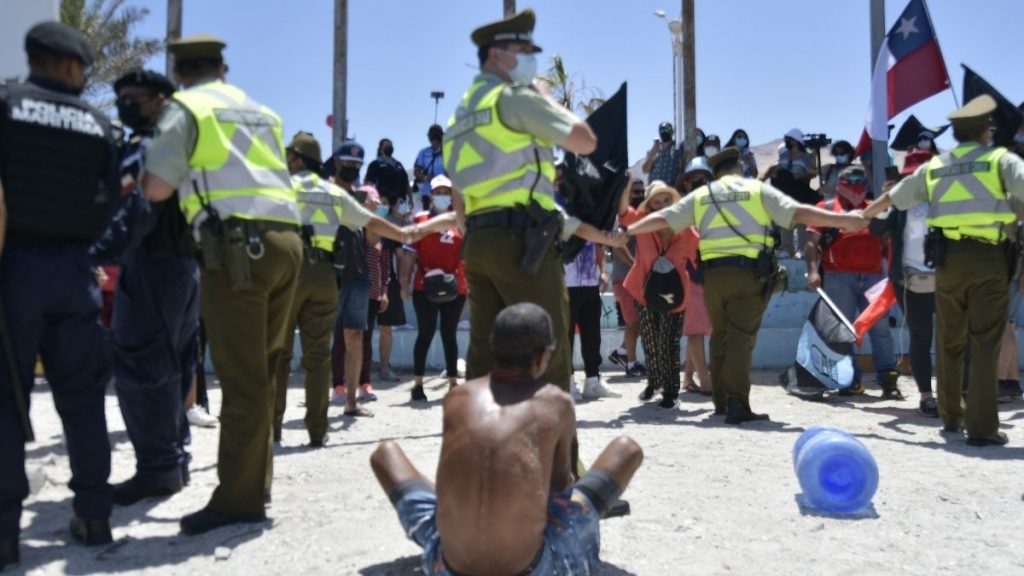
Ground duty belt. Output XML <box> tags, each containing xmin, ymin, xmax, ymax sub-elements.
<box><xmin>465</xmin><ymin>208</ymin><xmax>530</xmax><ymax>231</ymax></box>
<box><xmin>224</xmin><ymin>218</ymin><xmax>300</xmax><ymax>235</ymax></box>
<box><xmin>946</xmin><ymin>237</ymin><xmax>1006</xmax><ymax>249</ymax></box>
<box><xmin>702</xmin><ymin>255</ymin><xmax>757</xmax><ymax>270</ymax></box>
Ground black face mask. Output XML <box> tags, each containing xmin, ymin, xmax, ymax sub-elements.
<box><xmin>660</xmin><ymin>133</ymin><xmax>673</xmax><ymax>143</ymax></box>
<box><xmin>337</xmin><ymin>166</ymin><xmax>360</xmax><ymax>183</ymax></box>
<box><xmin>629</xmin><ymin>194</ymin><xmax>645</xmax><ymax>208</ymax></box>
<box><xmin>381</xmin><ymin>145</ymin><xmax>394</xmax><ymax>156</ymax></box>
<box><xmin>116</xmin><ymin>99</ymin><xmax>148</xmax><ymax>130</ymax></box>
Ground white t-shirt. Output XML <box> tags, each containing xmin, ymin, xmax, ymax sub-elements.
<box><xmin>902</xmin><ymin>203</ymin><xmax>932</xmax><ymax>273</ymax></box>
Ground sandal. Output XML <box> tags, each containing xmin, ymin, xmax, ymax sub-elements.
<box><xmin>344</xmin><ymin>407</ymin><xmax>375</xmax><ymax>418</ymax></box>
<box><xmin>684</xmin><ymin>382</ymin><xmax>701</xmax><ymax>394</ymax></box>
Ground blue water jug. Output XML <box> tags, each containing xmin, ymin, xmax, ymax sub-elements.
<box><xmin>793</xmin><ymin>426</ymin><xmax>878</xmax><ymax>514</ymax></box>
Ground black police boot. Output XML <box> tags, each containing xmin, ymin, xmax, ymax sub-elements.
<box><xmin>69</xmin><ymin>517</ymin><xmax>113</xmax><ymax>546</ymax></box>
<box><xmin>0</xmin><ymin>540</ymin><xmax>19</xmax><ymax>571</ymax></box>
<box><xmin>724</xmin><ymin>398</ymin><xmax>769</xmax><ymax>425</ymax></box>
<box><xmin>180</xmin><ymin>506</ymin><xmax>266</xmax><ymax>536</ymax></box>
<box><xmin>878</xmin><ymin>370</ymin><xmax>905</xmax><ymax>400</ymax></box>
<box><xmin>112</xmin><ymin>475</ymin><xmax>182</xmax><ymax>506</ymax></box>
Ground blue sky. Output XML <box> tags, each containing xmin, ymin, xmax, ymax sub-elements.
<box><xmin>128</xmin><ymin>0</ymin><xmax>1022</xmax><ymax>167</ymax></box>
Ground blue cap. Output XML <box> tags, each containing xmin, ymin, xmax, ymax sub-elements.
<box><xmin>334</xmin><ymin>140</ymin><xmax>364</xmax><ymax>163</ymax></box>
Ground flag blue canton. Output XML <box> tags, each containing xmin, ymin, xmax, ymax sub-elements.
<box><xmin>887</xmin><ymin>0</ymin><xmax>935</xmax><ymax>60</ymax></box>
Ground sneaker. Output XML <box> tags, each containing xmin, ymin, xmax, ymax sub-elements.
<box><xmin>570</xmin><ymin>383</ymin><xmax>583</xmax><ymax>402</ymax></box>
<box><xmin>657</xmin><ymin>395</ymin><xmax>680</xmax><ymax>409</ymax></box>
<box><xmin>332</xmin><ymin>385</ymin><xmax>346</xmax><ymax>404</ymax></box>
<box><xmin>637</xmin><ymin>385</ymin><xmax>655</xmax><ymax>402</ymax></box>
<box><xmin>918</xmin><ymin>396</ymin><xmax>939</xmax><ymax>418</ymax></box>
<box><xmin>379</xmin><ymin>368</ymin><xmax>400</xmax><ymax>382</ymax></box>
<box><xmin>625</xmin><ymin>362</ymin><xmax>648</xmax><ymax>377</ymax></box>
<box><xmin>608</xmin><ymin>349</ymin><xmax>628</xmax><ymax>368</ymax></box>
<box><xmin>583</xmin><ymin>376</ymin><xmax>621</xmax><ymax>399</ymax></box>
<box><xmin>838</xmin><ymin>382</ymin><xmax>866</xmax><ymax>396</ymax></box>
<box><xmin>186</xmin><ymin>406</ymin><xmax>218</xmax><ymax>428</ymax></box>
<box><xmin>358</xmin><ymin>383</ymin><xmax>378</xmax><ymax>402</ymax></box>
<box><xmin>411</xmin><ymin>385</ymin><xmax>428</xmax><ymax>402</ymax></box>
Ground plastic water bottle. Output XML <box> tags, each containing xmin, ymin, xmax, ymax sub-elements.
<box><xmin>793</xmin><ymin>426</ymin><xmax>878</xmax><ymax>515</ymax></box>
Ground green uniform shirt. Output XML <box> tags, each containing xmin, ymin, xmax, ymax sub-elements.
<box><xmin>660</xmin><ymin>179</ymin><xmax>801</xmax><ymax>233</ymax></box>
<box><xmin>466</xmin><ymin>72</ymin><xmax>582</xmax><ymax>241</ymax></box>
<box><xmin>889</xmin><ymin>147</ymin><xmax>1024</xmax><ymax>211</ymax></box>
<box><xmin>145</xmin><ymin>100</ymin><xmax>196</xmax><ymax>188</ymax></box>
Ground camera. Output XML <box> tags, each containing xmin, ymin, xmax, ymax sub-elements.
<box><xmin>803</xmin><ymin>133</ymin><xmax>832</xmax><ymax>150</ymax></box>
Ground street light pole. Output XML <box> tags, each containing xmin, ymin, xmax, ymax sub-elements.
<box><xmin>333</xmin><ymin>0</ymin><xmax>348</xmax><ymax>148</ymax></box>
<box><xmin>166</xmin><ymin>0</ymin><xmax>182</xmax><ymax>76</ymax></box>
<box><xmin>869</xmin><ymin>0</ymin><xmax>887</xmax><ymax>193</ymax></box>
<box><xmin>504</xmin><ymin>0</ymin><xmax>515</xmax><ymax>17</ymax></box>
<box><xmin>681</xmin><ymin>0</ymin><xmax>696</xmax><ymax>163</ymax></box>
<box><xmin>430</xmin><ymin>91</ymin><xmax>445</xmax><ymax>125</ymax></box>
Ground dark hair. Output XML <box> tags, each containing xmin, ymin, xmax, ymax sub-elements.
<box><xmin>713</xmin><ymin>158</ymin><xmax>740</xmax><ymax>177</ymax></box>
<box><xmin>377</xmin><ymin>138</ymin><xmax>392</xmax><ymax>157</ymax></box>
<box><xmin>26</xmin><ymin>48</ymin><xmax>67</xmax><ymax>71</ymax></box>
<box><xmin>491</xmin><ymin>303</ymin><xmax>554</xmax><ymax>369</ymax></box>
<box><xmin>477</xmin><ymin>41</ymin><xmax>512</xmax><ymax>67</ymax></box>
<box><xmin>952</xmin><ymin>124</ymin><xmax>988</xmax><ymax>143</ymax></box>
<box><xmin>173</xmin><ymin>58</ymin><xmax>222</xmax><ymax>82</ymax></box>
<box><xmin>830</xmin><ymin>140</ymin><xmax>853</xmax><ymax>156</ymax></box>
<box><xmin>725</xmin><ymin>129</ymin><xmax>749</xmax><ymax>147</ymax></box>
<box><xmin>288</xmin><ymin>149</ymin><xmax>321</xmax><ymax>173</ymax></box>
<box><xmin>428</xmin><ymin>124</ymin><xmax>444</xmax><ymax>141</ymax></box>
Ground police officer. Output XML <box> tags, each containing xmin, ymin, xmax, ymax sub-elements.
<box><xmin>273</xmin><ymin>132</ymin><xmax>405</xmax><ymax>444</ymax></box>
<box><xmin>864</xmin><ymin>95</ymin><xmax>1024</xmax><ymax>446</ymax></box>
<box><xmin>0</xmin><ymin>21</ymin><xmax>119</xmax><ymax>565</ymax></box>
<box><xmin>141</xmin><ymin>34</ymin><xmax>304</xmax><ymax>535</ymax></box>
<box><xmin>94</xmin><ymin>68</ymin><xmax>202</xmax><ymax>507</ymax></box>
<box><xmin>618</xmin><ymin>148</ymin><xmax>867</xmax><ymax>424</ymax></box>
<box><xmin>445</xmin><ymin>9</ymin><xmax>613</xmax><ymax>403</ymax></box>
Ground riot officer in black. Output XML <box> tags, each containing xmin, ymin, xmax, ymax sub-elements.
<box><xmin>91</xmin><ymin>69</ymin><xmax>202</xmax><ymax>508</ymax></box>
<box><xmin>0</xmin><ymin>22</ymin><xmax>119</xmax><ymax>568</ymax></box>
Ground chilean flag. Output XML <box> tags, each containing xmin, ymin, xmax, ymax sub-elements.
<box><xmin>855</xmin><ymin>0</ymin><xmax>949</xmax><ymax>154</ymax></box>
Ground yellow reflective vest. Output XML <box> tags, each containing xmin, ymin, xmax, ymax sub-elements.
<box><xmin>925</xmin><ymin>143</ymin><xmax>1013</xmax><ymax>243</ymax></box>
<box><xmin>443</xmin><ymin>76</ymin><xmax>556</xmax><ymax>216</ymax></box>
<box><xmin>292</xmin><ymin>171</ymin><xmax>344</xmax><ymax>251</ymax></box>
<box><xmin>694</xmin><ymin>175</ymin><xmax>774</xmax><ymax>260</ymax></box>
<box><xmin>173</xmin><ymin>81</ymin><xmax>299</xmax><ymax>226</ymax></box>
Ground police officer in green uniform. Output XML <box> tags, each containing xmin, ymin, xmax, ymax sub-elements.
<box><xmin>864</xmin><ymin>95</ymin><xmax>1024</xmax><ymax>446</ymax></box>
<box><xmin>273</xmin><ymin>132</ymin><xmax>421</xmax><ymax>443</ymax></box>
<box><xmin>618</xmin><ymin>148</ymin><xmax>867</xmax><ymax>423</ymax></box>
<box><xmin>445</xmin><ymin>9</ymin><xmax>614</xmax><ymax>400</ymax></box>
<box><xmin>142</xmin><ymin>34</ymin><xmax>304</xmax><ymax>535</ymax></box>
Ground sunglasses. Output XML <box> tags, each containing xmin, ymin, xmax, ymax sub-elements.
<box><xmin>839</xmin><ymin>175</ymin><xmax>867</xmax><ymax>186</ymax></box>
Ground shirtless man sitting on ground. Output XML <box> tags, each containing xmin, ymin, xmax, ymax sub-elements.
<box><xmin>370</xmin><ymin>302</ymin><xmax>643</xmax><ymax>575</ymax></box>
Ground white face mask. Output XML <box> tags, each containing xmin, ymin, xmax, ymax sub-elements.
<box><xmin>704</xmin><ymin>146</ymin><xmax>719</xmax><ymax>157</ymax></box>
<box><xmin>735</xmin><ymin>137</ymin><xmax>748</xmax><ymax>149</ymax></box>
<box><xmin>917</xmin><ymin>139</ymin><xmax>932</xmax><ymax>150</ymax></box>
<box><xmin>508</xmin><ymin>53</ymin><xmax>537</xmax><ymax>85</ymax></box>
<box><xmin>432</xmin><ymin>195</ymin><xmax>452</xmax><ymax>211</ymax></box>
<box><xmin>835</xmin><ymin>154</ymin><xmax>850</xmax><ymax>165</ymax></box>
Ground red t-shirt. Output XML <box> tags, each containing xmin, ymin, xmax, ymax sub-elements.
<box><xmin>411</xmin><ymin>211</ymin><xmax>467</xmax><ymax>294</ymax></box>
<box><xmin>809</xmin><ymin>198</ymin><xmax>883</xmax><ymax>274</ymax></box>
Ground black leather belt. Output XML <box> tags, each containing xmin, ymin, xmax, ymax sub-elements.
<box><xmin>306</xmin><ymin>247</ymin><xmax>332</xmax><ymax>262</ymax></box>
<box><xmin>703</xmin><ymin>255</ymin><xmax>757</xmax><ymax>270</ymax></box>
<box><xmin>226</xmin><ymin>218</ymin><xmax>300</xmax><ymax>235</ymax></box>
<box><xmin>946</xmin><ymin>237</ymin><xmax>1005</xmax><ymax>249</ymax></box>
<box><xmin>466</xmin><ymin>208</ymin><xmax>530</xmax><ymax>232</ymax></box>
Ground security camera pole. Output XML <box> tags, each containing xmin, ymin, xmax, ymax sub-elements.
<box><xmin>431</xmin><ymin>91</ymin><xmax>445</xmax><ymax>125</ymax></box>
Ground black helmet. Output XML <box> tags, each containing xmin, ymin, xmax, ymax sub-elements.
<box><xmin>658</xmin><ymin>121</ymin><xmax>674</xmax><ymax>135</ymax></box>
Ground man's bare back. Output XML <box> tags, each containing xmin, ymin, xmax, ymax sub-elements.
<box><xmin>435</xmin><ymin>376</ymin><xmax>574</xmax><ymax>574</ymax></box>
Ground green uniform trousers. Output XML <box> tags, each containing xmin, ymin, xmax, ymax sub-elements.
<box><xmin>935</xmin><ymin>240</ymin><xmax>1008</xmax><ymax>439</ymax></box>
<box><xmin>703</xmin><ymin>266</ymin><xmax>769</xmax><ymax>411</ymax></box>
<box><xmin>462</xmin><ymin>226</ymin><xmax>571</xmax><ymax>391</ymax></box>
<box><xmin>201</xmin><ymin>229</ymin><xmax>302</xmax><ymax>516</ymax></box>
<box><xmin>273</xmin><ymin>258</ymin><xmax>338</xmax><ymax>443</ymax></box>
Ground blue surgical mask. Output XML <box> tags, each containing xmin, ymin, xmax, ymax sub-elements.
<box><xmin>508</xmin><ymin>53</ymin><xmax>537</xmax><ymax>85</ymax></box>
<box><xmin>376</xmin><ymin>206</ymin><xmax>390</xmax><ymax>217</ymax></box>
<box><xmin>704</xmin><ymin>146</ymin><xmax>719</xmax><ymax>157</ymax></box>
<box><xmin>735</xmin><ymin>137</ymin><xmax>748</xmax><ymax>149</ymax></box>
<box><xmin>917</xmin><ymin>139</ymin><xmax>932</xmax><ymax>150</ymax></box>
<box><xmin>432</xmin><ymin>195</ymin><xmax>452</xmax><ymax>211</ymax></box>
<box><xmin>397</xmin><ymin>201</ymin><xmax>410</xmax><ymax>215</ymax></box>
<box><xmin>836</xmin><ymin>154</ymin><xmax>850</xmax><ymax>165</ymax></box>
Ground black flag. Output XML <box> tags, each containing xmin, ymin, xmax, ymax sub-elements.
<box><xmin>962</xmin><ymin>65</ymin><xmax>1022</xmax><ymax>148</ymax></box>
<box><xmin>559</xmin><ymin>83</ymin><xmax>628</xmax><ymax>262</ymax></box>
<box><xmin>890</xmin><ymin>114</ymin><xmax>948</xmax><ymax>151</ymax></box>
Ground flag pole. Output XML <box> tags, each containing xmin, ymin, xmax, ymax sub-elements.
<box><xmin>920</xmin><ymin>0</ymin><xmax>959</xmax><ymax>108</ymax></box>
<box><xmin>869</xmin><ymin>0</ymin><xmax>888</xmax><ymax>189</ymax></box>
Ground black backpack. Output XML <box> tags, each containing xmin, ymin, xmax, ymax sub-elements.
<box><xmin>643</xmin><ymin>252</ymin><xmax>684</xmax><ymax>312</ymax></box>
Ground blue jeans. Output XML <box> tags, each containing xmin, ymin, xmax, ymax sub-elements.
<box><xmin>395</xmin><ymin>488</ymin><xmax>601</xmax><ymax>575</ymax></box>
<box><xmin>334</xmin><ymin>279</ymin><xmax>369</xmax><ymax>331</ymax></box>
<box><xmin>823</xmin><ymin>270</ymin><xmax>896</xmax><ymax>381</ymax></box>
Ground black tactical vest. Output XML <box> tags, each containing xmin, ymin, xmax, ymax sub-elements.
<box><xmin>0</xmin><ymin>80</ymin><xmax>117</xmax><ymax>241</ymax></box>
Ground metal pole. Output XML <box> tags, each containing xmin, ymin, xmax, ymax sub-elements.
<box><xmin>504</xmin><ymin>0</ymin><xmax>515</xmax><ymax>17</ymax></box>
<box><xmin>165</xmin><ymin>0</ymin><xmax>182</xmax><ymax>76</ymax></box>
<box><xmin>681</xmin><ymin>0</ymin><xmax>696</xmax><ymax>163</ymax></box>
<box><xmin>870</xmin><ymin>0</ymin><xmax>888</xmax><ymax>193</ymax></box>
<box><xmin>333</xmin><ymin>0</ymin><xmax>348</xmax><ymax>148</ymax></box>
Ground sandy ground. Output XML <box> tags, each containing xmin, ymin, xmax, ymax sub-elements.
<box><xmin>14</xmin><ymin>368</ymin><xmax>1024</xmax><ymax>575</ymax></box>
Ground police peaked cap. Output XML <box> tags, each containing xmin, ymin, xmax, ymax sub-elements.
<box><xmin>948</xmin><ymin>94</ymin><xmax>997</xmax><ymax>131</ymax></box>
<box><xmin>113</xmin><ymin>68</ymin><xmax>175</xmax><ymax>96</ymax></box>
<box><xmin>471</xmin><ymin>9</ymin><xmax>543</xmax><ymax>52</ymax></box>
<box><xmin>25</xmin><ymin>21</ymin><xmax>95</xmax><ymax>66</ymax></box>
<box><xmin>167</xmin><ymin>34</ymin><xmax>226</xmax><ymax>63</ymax></box>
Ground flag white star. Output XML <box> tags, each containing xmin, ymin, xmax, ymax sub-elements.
<box><xmin>895</xmin><ymin>16</ymin><xmax>919</xmax><ymax>41</ymax></box>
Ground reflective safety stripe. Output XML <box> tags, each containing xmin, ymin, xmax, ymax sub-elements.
<box><xmin>444</xmin><ymin>77</ymin><xmax>556</xmax><ymax>215</ymax></box>
<box><xmin>694</xmin><ymin>175</ymin><xmax>774</xmax><ymax>260</ymax></box>
<box><xmin>925</xmin><ymin>143</ymin><xmax>1013</xmax><ymax>243</ymax></box>
<box><xmin>174</xmin><ymin>81</ymin><xmax>299</xmax><ymax>227</ymax></box>
<box><xmin>293</xmin><ymin>172</ymin><xmax>345</xmax><ymax>251</ymax></box>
